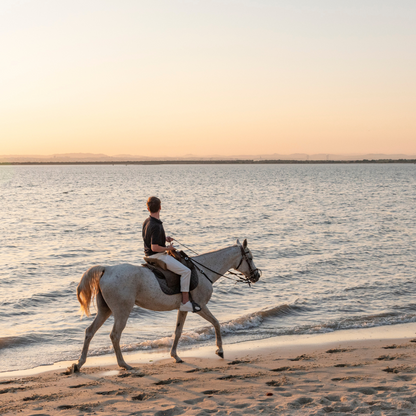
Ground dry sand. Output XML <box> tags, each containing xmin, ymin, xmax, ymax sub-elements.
<box><xmin>2</xmin><ymin>324</ymin><xmax>416</xmax><ymax>415</ymax></box>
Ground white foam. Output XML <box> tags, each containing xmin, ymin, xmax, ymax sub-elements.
<box><xmin>117</xmin><ymin>304</ymin><xmax>288</xmax><ymax>353</ymax></box>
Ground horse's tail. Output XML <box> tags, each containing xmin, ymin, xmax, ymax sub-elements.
<box><xmin>77</xmin><ymin>265</ymin><xmax>106</xmax><ymax>317</ymax></box>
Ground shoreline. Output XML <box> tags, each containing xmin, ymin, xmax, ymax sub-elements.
<box><xmin>2</xmin><ymin>322</ymin><xmax>415</xmax><ymax>379</ymax></box>
<box><xmin>1</xmin><ymin>159</ymin><xmax>416</xmax><ymax>165</ymax></box>
<box><xmin>2</xmin><ymin>323</ymin><xmax>416</xmax><ymax>415</ymax></box>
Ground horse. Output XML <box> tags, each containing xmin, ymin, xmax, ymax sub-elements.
<box><xmin>71</xmin><ymin>239</ymin><xmax>261</xmax><ymax>373</ymax></box>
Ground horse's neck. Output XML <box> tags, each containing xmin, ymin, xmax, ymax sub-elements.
<box><xmin>193</xmin><ymin>245</ymin><xmax>241</xmax><ymax>284</ymax></box>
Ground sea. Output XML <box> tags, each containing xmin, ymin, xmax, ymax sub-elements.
<box><xmin>1</xmin><ymin>163</ymin><xmax>415</xmax><ymax>374</ymax></box>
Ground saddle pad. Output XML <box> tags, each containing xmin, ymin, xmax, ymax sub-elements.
<box><xmin>143</xmin><ymin>256</ymin><xmax>168</xmax><ymax>270</ymax></box>
<box><xmin>142</xmin><ymin>263</ymin><xmax>199</xmax><ymax>296</ymax></box>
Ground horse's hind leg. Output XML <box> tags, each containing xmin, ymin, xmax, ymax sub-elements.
<box><xmin>197</xmin><ymin>305</ymin><xmax>223</xmax><ymax>358</ymax></box>
<box><xmin>74</xmin><ymin>291</ymin><xmax>111</xmax><ymax>372</ymax></box>
<box><xmin>110</xmin><ymin>309</ymin><xmax>133</xmax><ymax>370</ymax></box>
<box><xmin>170</xmin><ymin>311</ymin><xmax>188</xmax><ymax>363</ymax></box>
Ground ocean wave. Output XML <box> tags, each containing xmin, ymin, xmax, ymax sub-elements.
<box><xmin>87</xmin><ymin>309</ymin><xmax>416</xmax><ymax>357</ymax></box>
<box><xmin>0</xmin><ymin>334</ymin><xmax>43</xmax><ymax>349</ymax></box>
<box><xmin>1</xmin><ymin>285</ymin><xmax>75</xmax><ymax>312</ymax></box>
<box><xmin>110</xmin><ymin>303</ymin><xmax>303</xmax><ymax>354</ymax></box>
<box><xmin>273</xmin><ymin>311</ymin><xmax>416</xmax><ymax>337</ymax></box>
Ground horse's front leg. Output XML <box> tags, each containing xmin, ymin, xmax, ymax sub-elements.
<box><xmin>170</xmin><ymin>310</ymin><xmax>188</xmax><ymax>363</ymax></box>
<box><xmin>197</xmin><ymin>305</ymin><xmax>223</xmax><ymax>358</ymax></box>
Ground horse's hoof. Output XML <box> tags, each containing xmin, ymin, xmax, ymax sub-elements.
<box><xmin>69</xmin><ymin>363</ymin><xmax>79</xmax><ymax>374</ymax></box>
<box><xmin>216</xmin><ymin>350</ymin><xmax>224</xmax><ymax>359</ymax></box>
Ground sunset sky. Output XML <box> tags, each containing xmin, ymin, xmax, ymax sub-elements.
<box><xmin>1</xmin><ymin>1</ymin><xmax>415</xmax><ymax>157</ymax></box>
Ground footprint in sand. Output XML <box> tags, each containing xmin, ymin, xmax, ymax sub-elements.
<box><xmin>154</xmin><ymin>378</ymin><xmax>182</xmax><ymax>385</ymax></box>
<box><xmin>185</xmin><ymin>368</ymin><xmax>200</xmax><ymax>373</ymax></box>
<box><xmin>266</xmin><ymin>375</ymin><xmax>291</xmax><ymax>387</ymax></box>
<box><xmin>0</xmin><ymin>380</ymin><xmax>16</xmax><ymax>385</ymax></box>
<box><xmin>377</xmin><ymin>355</ymin><xmax>396</xmax><ymax>361</ymax></box>
<box><xmin>95</xmin><ymin>390</ymin><xmax>117</xmax><ymax>395</ymax></box>
<box><xmin>153</xmin><ymin>407</ymin><xmax>184</xmax><ymax>416</ymax></box>
<box><xmin>185</xmin><ymin>367</ymin><xmax>213</xmax><ymax>373</ymax></box>
<box><xmin>324</xmin><ymin>394</ymin><xmax>341</xmax><ymax>401</ymax></box>
<box><xmin>382</xmin><ymin>367</ymin><xmax>400</xmax><ymax>373</ymax></box>
<box><xmin>132</xmin><ymin>393</ymin><xmax>148</xmax><ymax>401</ymax></box>
<box><xmin>289</xmin><ymin>354</ymin><xmax>313</xmax><ymax>361</ymax></box>
<box><xmin>27</xmin><ymin>414</ymin><xmax>51</xmax><ymax>416</ymax></box>
<box><xmin>183</xmin><ymin>397</ymin><xmax>205</xmax><ymax>405</ymax></box>
<box><xmin>201</xmin><ymin>389</ymin><xmax>221</xmax><ymax>395</ymax></box>
<box><xmin>270</xmin><ymin>366</ymin><xmax>291</xmax><ymax>372</ymax></box>
<box><xmin>118</xmin><ymin>372</ymin><xmax>145</xmax><ymax>378</ymax></box>
<box><xmin>373</xmin><ymin>386</ymin><xmax>391</xmax><ymax>391</ymax></box>
<box><xmin>217</xmin><ymin>375</ymin><xmax>239</xmax><ymax>380</ymax></box>
<box><xmin>0</xmin><ymin>387</ymin><xmax>26</xmax><ymax>394</ymax></box>
<box><xmin>266</xmin><ymin>380</ymin><xmax>284</xmax><ymax>387</ymax></box>
<box><xmin>331</xmin><ymin>376</ymin><xmax>367</xmax><ymax>382</ymax></box>
<box><xmin>326</xmin><ymin>348</ymin><xmax>352</xmax><ymax>354</ymax></box>
<box><xmin>23</xmin><ymin>394</ymin><xmax>42</xmax><ymax>402</ymax></box>
<box><xmin>233</xmin><ymin>403</ymin><xmax>251</xmax><ymax>408</ymax></box>
<box><xmin>68</xmin><ymin>383</ymin><xmax>90</xmax><ymax>389</ymax></box>
<box><xmin>288</xmin><ymin>397</ymin><xmax>314</xmax><ymax>408</ymax></box>
<box><xmin>227</xmin><ymin>360</ymin><xmax>250</xmax><ymax>365</ymax></box>
<box><xmin>323</xmin><ymin>405</ymin><xmax>354</xmax><ymax>413</ymax></box>
<box><xmin>347</xmin><ymin>387</ymin><xmax>377</xmax><ymax>395</ymax></box>
<box><xmin>396</xmin><ymin>375</ymin><xmax>413</xmax><ymax>381</ymax></box>
<box><xmin>23</xmin><ymin>393</ymin><xmax>58</xmax><ymax>402</ymax></box>
<box><xmin>190</xmin><ymin>410</ymin><xmax>218</xmax><ymax>416</ymax></box>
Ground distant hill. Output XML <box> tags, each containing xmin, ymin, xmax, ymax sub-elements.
<box><xmin>1</xmin><ymin>152</ymin><xmax>415</xmax><ymax>163</ymax></box>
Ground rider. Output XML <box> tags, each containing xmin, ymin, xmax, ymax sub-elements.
<box><xmin>142</xmin><ymin>196</ymin><xmax>201</xmax><ymax>313</ymax></box>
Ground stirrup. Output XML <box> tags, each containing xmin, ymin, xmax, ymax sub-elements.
<box><xmin>180</xmin><ymin>301</ymin><xmax>201</xmax><ymax>313</ymax></box>
<box><xmin>191</xmin><ymin>301</ymin><xmax>201</xmax><ymax>312</ymax></box>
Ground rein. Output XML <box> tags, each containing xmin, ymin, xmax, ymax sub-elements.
<box><xmin>173</xmin><ymin>239</ymin><xmax>257</xmax><ymax>286</ymax></box>
<box><xmin>191</xmin><ymin>257</ymin><xmax>251</xmax><ymax>286</ymax></box>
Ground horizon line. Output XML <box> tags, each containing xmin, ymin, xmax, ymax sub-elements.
<box><xmin>2</xmin><ymin>151</ymin><xmax>416</xmax><ymax>159</ymax></box>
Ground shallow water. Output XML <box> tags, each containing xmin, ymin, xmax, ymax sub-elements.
<box><xmin>1</xmin><ymin>164</ymin><xmax>415</xmax><ymax>373</ymax></box>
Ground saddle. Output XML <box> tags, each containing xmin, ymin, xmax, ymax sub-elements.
<box><xmin>142</xmin><ymin>250</ymin><xmax>199</xmax><ymax>296</ymax></box>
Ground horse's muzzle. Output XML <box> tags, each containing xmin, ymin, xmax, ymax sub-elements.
<box><xmin>250</xmin><ymin>269</ymin><xmax>262</xmax><ymax>283</ymax></box>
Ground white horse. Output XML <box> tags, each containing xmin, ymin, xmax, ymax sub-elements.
<box><xmin>72</xmin><ymin>239</ymin><xmax>261</xmax><ymax>373</ymax></box>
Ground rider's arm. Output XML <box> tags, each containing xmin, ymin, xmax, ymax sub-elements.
<box><xmin>151</xmin><ymin>243</ymin><xmax>174</xmax><ymax>253</ymax></box>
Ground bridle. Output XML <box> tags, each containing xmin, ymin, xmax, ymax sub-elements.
<box><xmin>173</xmin><ymin>239</ymin><xmax>261</xmax><ymax>286</ymax></box>
<box><xmin>235</xmin><ymin>245</ymin><xmax>262</xmax><ymax>283</ymax></box>
<box><xmin>191</xmin><ymin>245</ymin><xmax>261</xmax><ymax>286</ymax></box>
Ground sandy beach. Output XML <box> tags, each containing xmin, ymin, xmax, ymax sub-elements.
<box><xmin>1</xmin><ymin>324</ymin><xmax>416</xmax><ymax>415</ymax></box>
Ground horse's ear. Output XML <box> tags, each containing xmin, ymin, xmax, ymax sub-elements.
<box><xmin>236</xmin><ymin>239</ymin><xmax>241</xmax><ymax>245</ymax></box>
<box><xmin>243</xmin><ymin>239</ymin><xmax>247</xmax><ymax>248</ymax></box>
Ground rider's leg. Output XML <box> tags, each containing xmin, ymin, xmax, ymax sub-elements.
<box><xmin>156</xmin><ymin>254</ymin><xmax>201</xmax><ymax>311</ymax></box>
<box><xmin>148</xmin><ymin>253</ymin><xmax>198</xmax><ymax>311</ymax></box>
<box><xmin>182</xmin><ymin>292</ymin><xmax>189</xmax><ymax>304</ymax></box>
<box><xmin>161</xmin><ymin>254</ymin><xmax>191</xmax><ymax>303</ymax></box>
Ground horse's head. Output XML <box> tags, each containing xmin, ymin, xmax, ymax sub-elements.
<box><xmin>235</xmin><ymin>239</ymin><xmax>262</xmax><ymax>283</ymax></box>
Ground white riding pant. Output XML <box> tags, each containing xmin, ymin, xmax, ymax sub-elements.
<box><xmin>148</xmin><ymin>252</ymin><xmax>191</xmax><ymax>292</ymax></box>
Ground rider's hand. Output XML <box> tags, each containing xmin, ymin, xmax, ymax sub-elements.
<box><xmin>166</xmin><ymin>243</ymin><xmax>175</xmax><ymax>251</ymax></box>
<box><xmin>166</xmin><ymin>236</ymin><xmax>174</xmax><ymax>243</ymax></box>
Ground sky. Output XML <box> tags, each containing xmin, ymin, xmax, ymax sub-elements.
<box><xmin>1</xmin><ymin>0</ymin><xmax>415</xmax><ymax>157</ymax></box>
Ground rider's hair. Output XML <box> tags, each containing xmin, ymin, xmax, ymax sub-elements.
<box><xmin>147</xmin><ymin>196</ymin><xmax>161</xmax><ymax>213</ymax></box>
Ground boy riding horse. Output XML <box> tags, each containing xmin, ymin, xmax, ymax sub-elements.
<box><xmin>142</xmin><ymin>196</ymin><xmax>201</xmax><ymax>312</ymax></box>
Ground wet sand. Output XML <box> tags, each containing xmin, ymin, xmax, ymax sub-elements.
<box><xmin>2</xmin><ymin>324</ymin><xmax>416</xmax><ymax>415</ymax></box>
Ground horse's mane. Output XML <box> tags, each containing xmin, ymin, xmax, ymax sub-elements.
<box><xmin>192</xmin><ymin>244</ymin><xmax>239</xmax><ymax>260</ymax></box>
